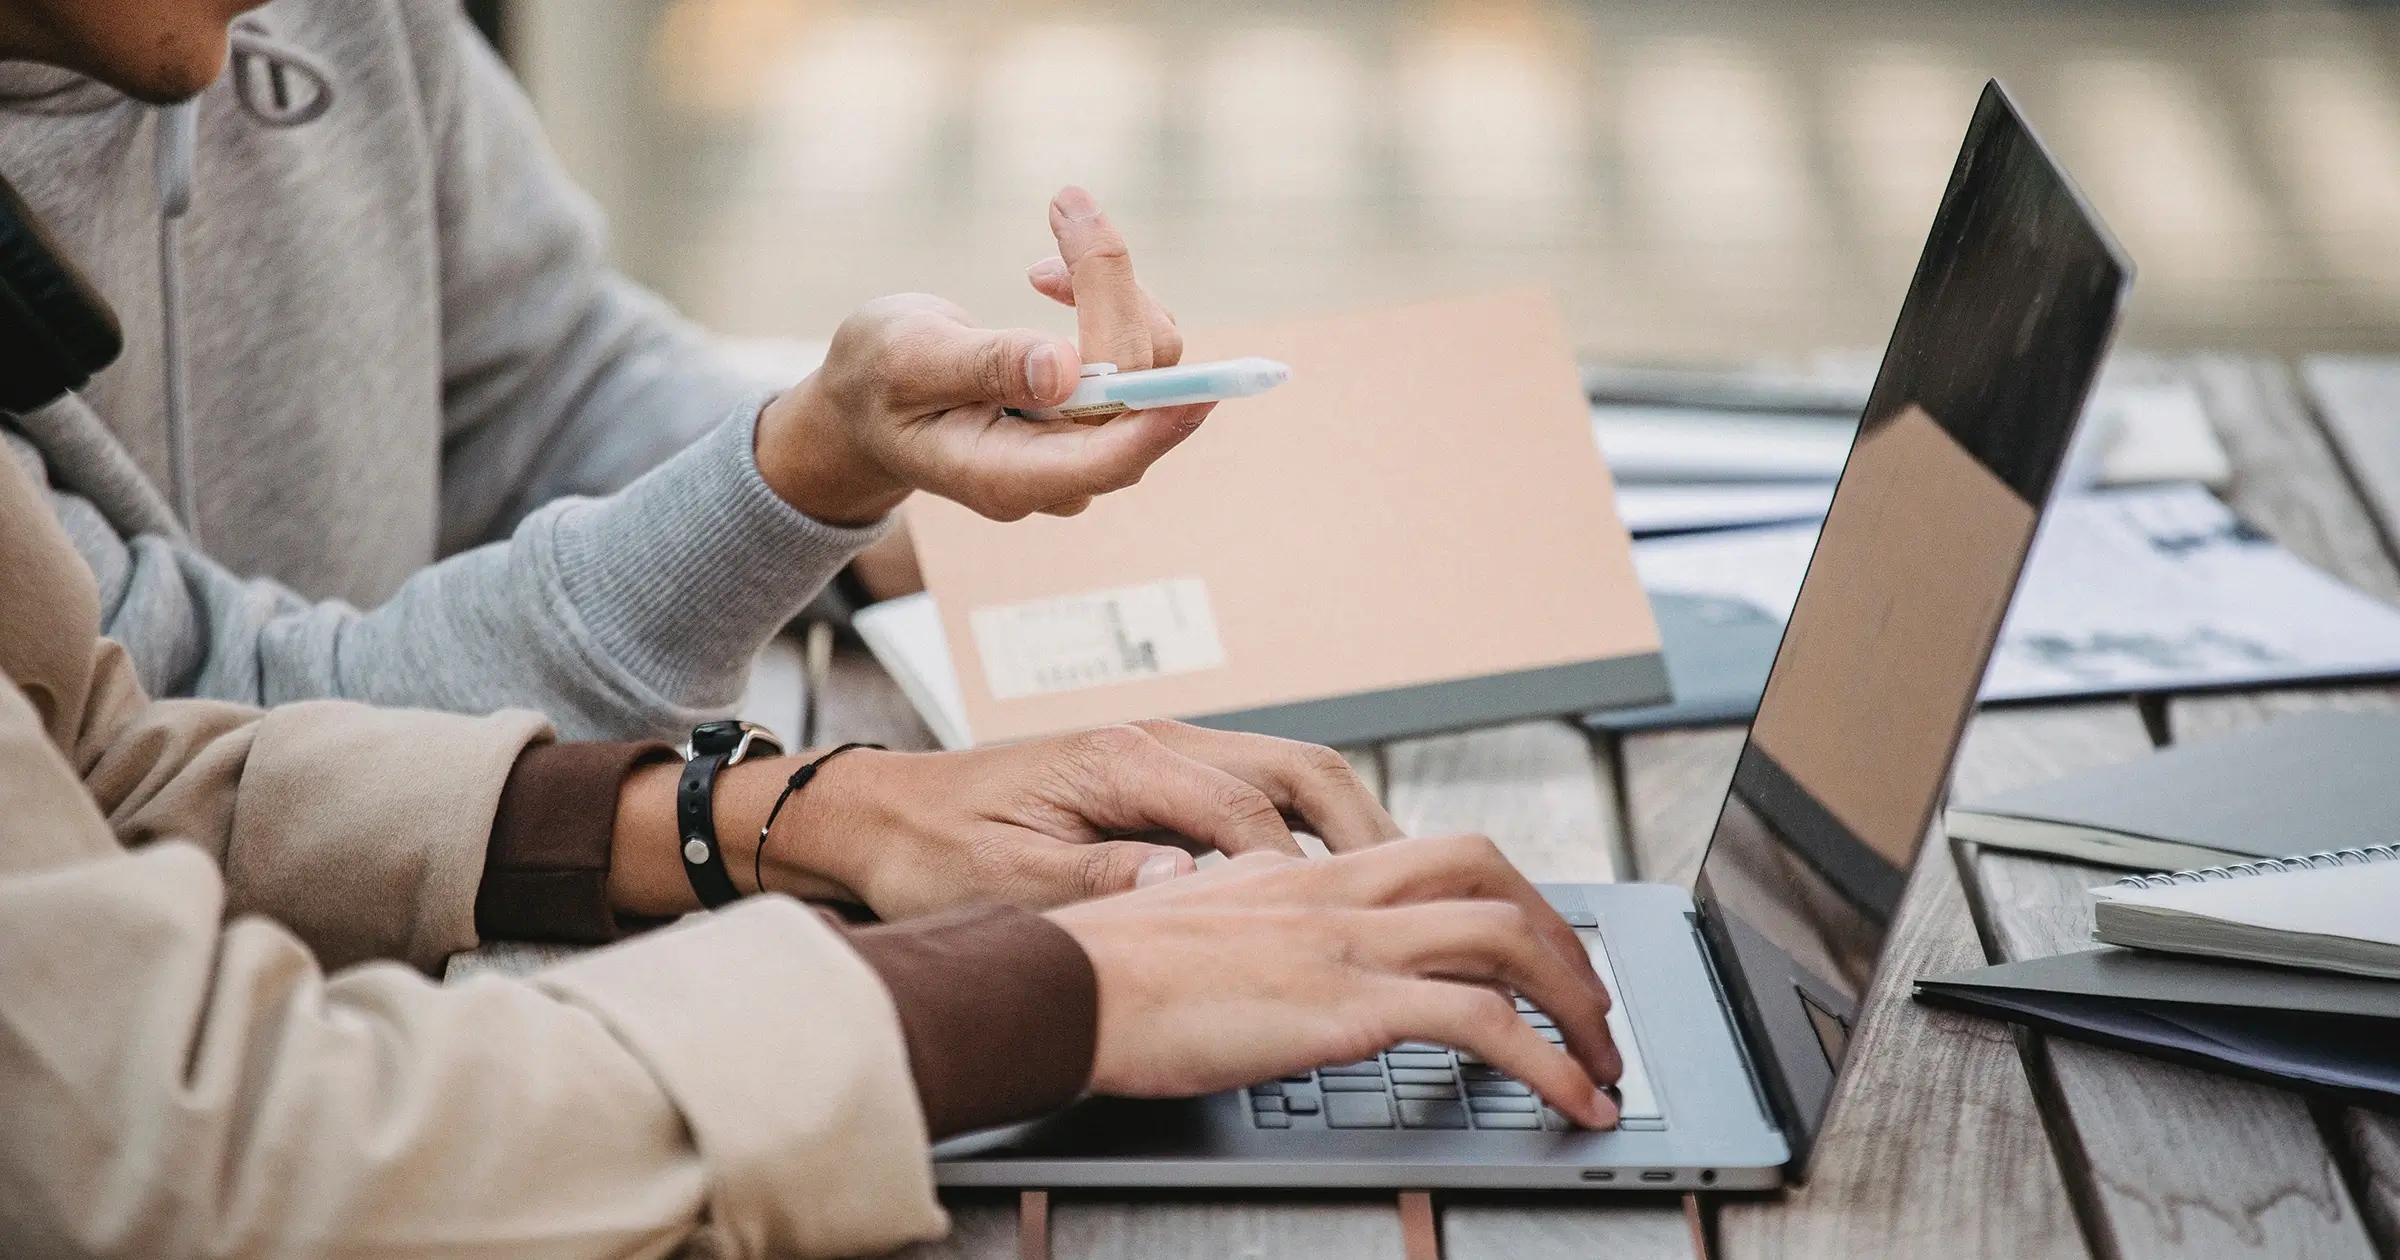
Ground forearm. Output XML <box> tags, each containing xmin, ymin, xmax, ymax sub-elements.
<box><xmin>483</xmin><ymin>741</ymin><xmax>1100</xmax><ymax>1139</ymax></box>
<box><xmin>0</xmin><ymin>846</ymin><xmax>945</xmax><ymax>1260</ymax></box>
<box><xmin>46</xmin><ymin>404</ymin><xmax>881</xmax><ymax>741</ymax></box>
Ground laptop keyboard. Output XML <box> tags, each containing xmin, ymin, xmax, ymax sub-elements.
<box><xmin>1247</xmin><ymin>930</ymin><xmax>1663</xmax><ymax>1133</ymax></box>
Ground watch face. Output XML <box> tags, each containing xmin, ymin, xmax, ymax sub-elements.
<box><xmin>690</xmin><ymin>720</ymin><xmax>746</xmax><ymax>756</ymax></box>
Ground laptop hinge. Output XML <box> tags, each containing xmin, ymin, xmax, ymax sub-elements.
<box><xmin>1688</xmin><ymin>912</ymin><xmax>1783</xmax><ymax>1139</ymax></box>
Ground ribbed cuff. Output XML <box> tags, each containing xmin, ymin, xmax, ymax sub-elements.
<box><xmin>478</xmin><ymin>740</ymin><xmax>677</xmax><ymax>944</ymax></box>
<box><xmin>546</xmin><ymin>394</ymin><xmax>889</xmax><ymax>711</ymax></box>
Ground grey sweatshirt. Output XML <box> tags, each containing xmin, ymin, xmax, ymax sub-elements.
<box><xmin>0</xmin><ymin>0</ymin><xmax>881</xmax><ymax>740</ymax></box>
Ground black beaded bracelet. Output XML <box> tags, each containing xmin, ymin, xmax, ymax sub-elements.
<box><xmin>754</xmin><ymin>742</ymin><xmax>885</xmax><ymax>896</ymax></box>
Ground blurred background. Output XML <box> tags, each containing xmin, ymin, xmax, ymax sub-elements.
<box><xmin>487</xmin><ymin>0</ymin><xmax>2400</xmax><ymax>367</ymax></box>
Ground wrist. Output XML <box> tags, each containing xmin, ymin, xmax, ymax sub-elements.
<box><xmin>755</xmin><ymin>381</ymin><xmax>910</xmax><ymax>527</ymax></box>
<box><xmin>736</xmin><ymin>747</ymin><xmax>891</xmax><ymax>901</ymax></box>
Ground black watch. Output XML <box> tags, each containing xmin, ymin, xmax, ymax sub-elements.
<box><xmin>677</xmin><ymin>720</ymin><xmax>784</xmax><ymax>909</ymax></box>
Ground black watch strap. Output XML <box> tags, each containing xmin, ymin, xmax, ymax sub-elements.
<box><xmin>678</xmin><ymin>721</ymin><xmax>782</xmax><ymax>910</ymax></box>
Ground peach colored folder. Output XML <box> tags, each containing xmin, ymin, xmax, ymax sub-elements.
<box><xmin>906</xmin><ymin>288</ymin><xmax>1667</xmax><ymax>747</ymax></box>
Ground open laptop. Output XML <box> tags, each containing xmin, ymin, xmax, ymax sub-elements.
<box><xmin>936</xmin><ymin>80</ymin><xmax>2132</xmax><ymax>1191</ymax></box>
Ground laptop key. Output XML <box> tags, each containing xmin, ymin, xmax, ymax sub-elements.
<box><xmin>1513</xmin><ymin>996</ymin><xmax>1538</xmax><ymax>1013</ymax></box>
<box><xmin>1384</xmin><ymin>1052</ymin><xmax>1453</xmax><ymax>1070</ymax></box>
<box><xmin>1468</xmin><ymin>1095</ymin><xmax>1537</xmax><ymax>1112</ymax></box>
<box><xmin>1398</xmin><ymin>1100</ymin><xmax>1469</xmax><ymax>1129</ymax></box>
<box><xmin>1466</xmin><ymin>1080</ymin><xmax>1532</xmax><ymax>1097</ymax></box>
<box><xmin>1247</xmin><ymin>1083</ymin><xmax>1283</xmax><ymax>1097</ymax></box>
<box><xmin>1281</xmin><ymin>1074</ymin><xmax>1315</xmax><ymax>1085</ymax></box>
<box><xmin>1321</xmin><ymin>1076</ymin><xmax>1389</xmax><ymax>1093</ymax></box>
<box><xmin>1283</xmin><ymin>1093</ymin><xmax>1321</xmax><ymax>1115</ymax></box>
<box><xmin>1391</xmin><ymin>1041</ymin><xmax>1447</xmax><ymax>1053</ymax></box>
<box><xmin>1325</xmin><ymin>1093</ymin><xmax>1395</xmax><ymax>1129</ymax></box>
<box><xmin>1318</xmin><ymin>1062</ymin><xmax>1385</xmax><ymax>1077</ymax></box>
<box><xmin>1474</xmin><ymin>1111</ymin><xmax>1540</xmax><ymax>1129</ymax></box>
<box><xmin>1254</xmin><ymin>1112</ymin><xmax>1292</xmax><ymax>1129</ymax></box>
<box><xmin>1389</xmin><ymin>1068</ymin><xmax>1455</xmax><ymax>1085</ymax></box>
<box><xmin>1252</xmin><ymin>1096</ymin><xmax>1285</xmax><ymax>1112</ymax></box>
<box><xmin>1460</xmin><ymin>1065</ymin><xmax>1511</xmax><ymax>1082</ymax></box>
<box><xmin>1521</xmin><ymin>1011</ymin><xmax>1555</xmax><ymax>1029</ymax></box>
<box><xmin>1393</xmin><ymin>1083</ymin><xmax>1461</xmax><ymax>1100</ymax></box>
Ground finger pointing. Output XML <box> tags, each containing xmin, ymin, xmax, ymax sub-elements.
<box><xmin>1049</xmin><ymin>186</ymin><xmax>1155</xmax><ymax>370</ymax></box>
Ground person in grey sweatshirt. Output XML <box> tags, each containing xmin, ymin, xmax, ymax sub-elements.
<box><xmin>0</xmin><ymin>0</ymin><xmax>1208</xmax><ymax>741</ymax></box>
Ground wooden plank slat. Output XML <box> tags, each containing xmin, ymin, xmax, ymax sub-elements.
<box><xmin>815</xmin><ymin>642</ymin><xmax>945</xmax><ymax>751</ymax></box>
<box><xmin>2190</xmin><ymin>354</ymin><xmax>2400</xmax><ymax>603</ymax></box>
<box><xmin>1441</xmin><ymin>1200</ymin><xmax>1698</xmax><ymax>1260</ymax></box>
<box><xmin>1384</xmin><ymin>720</ymin><xmax>1625</xmax><ymax>883</ymax></box>
<box><xmin>2301</xmin><ymin>355</ymin><xmax>2400</xmax><ymax>561</ymax></box>
<box><xmin>1617</xmin><ymin>726</ymin><xmax>1744</xmax><ymax>889</ymax></box>
<box><xmin>1049</xmin><ymin>1199</ymin><xmax>1402</xmax><ymax>1260</ymax></box>
<box><xmin>441</xmin><ymin>939</ymin><xmax>579</xmax><ymax>982</ymax></box>
<box><xmin>1751</xmin><ymin>847</ymin><xmax>2075</xmax><ymax>1249</ymax></box>
<box><xmin>1957</xmin><ymin>706</ymin><xmax>2376</xmax><ymax>1260</ymax></box>
<box><xmin>1707</xmin><ymin>824</ymin><xmax>2086</xmax><ymax>1259</ymax></box>
<box><xmin>2195</xmin><ymin>352</ymin><xmax>2400</xmax><ymax>1258</ymax></box>
<box><xmin>2155</xmin><ymin>672</ymin><xmax>2400</xmax><ymax>1260</ymax></box>
<box><xmin>1382</xmin><ymin>717</ymin><xmax>1692</xmax><ymax>1259</ymax></box>
<box><xmin>886</xmin><ymin>1195</ymin><xmax>1019</xmax><ymax>1260</ymax></box>
<box><xmin>2347</xmin><ymin>1110</ymin><xmax>2400</xmax><ymax>1259</ymax></box>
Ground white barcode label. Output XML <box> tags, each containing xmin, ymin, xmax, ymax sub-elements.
<box><xmin>970</xmin><ymin>578</ymin><xmax>1227</xmax><ymax>700</ymax></box>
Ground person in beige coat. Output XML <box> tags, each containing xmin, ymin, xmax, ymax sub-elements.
<box><xmin>0</xmin><ymin>6</ymin><xmax>1631</xmax><ymax>1256</ymax></box>
<box><xmin>0</xmin><ymin>402</ymin><xmax>1625</xmax><ymax>1257</ymax></box>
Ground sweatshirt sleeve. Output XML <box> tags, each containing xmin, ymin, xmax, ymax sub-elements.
<box><xmin>10</xmin><ymin>404</ymin><xmax>884</xmax><ymax>743</ymax></box>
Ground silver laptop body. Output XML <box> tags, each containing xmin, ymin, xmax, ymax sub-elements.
<box><xmin>936</xmin><ymin>79</ymin><xmax>2131</xmax><ymax>1192</ymax></box>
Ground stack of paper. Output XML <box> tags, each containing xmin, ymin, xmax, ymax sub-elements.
<box><xmin>1593</xmin><ymin>368</ymin><xmax>2231</xmax><ymax>537</ymax></box>
<box><xmin>1589</xmin><ymin>484</ymin><xmax>2400</xmax><ymax>731</ymax></box>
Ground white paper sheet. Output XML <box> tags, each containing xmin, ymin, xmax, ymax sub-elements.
<box><xmin>851</xmin><ymin>592</ymin><xmax>972</xmax><ymax>749</ymax></box>
<box><xmin>1632</xmin><ymin>485</ymin><xmax>2400</xmax><ymax>701</ymax></box>
<box><xmin>1593</xmin><ymin>376</ymin><xmax>2230</xmax><ymax>504</ymax></box>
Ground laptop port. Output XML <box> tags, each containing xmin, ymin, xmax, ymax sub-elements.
<box><xmin>1640</xmin><ymin>1170</ymin><xmax>1674</xmax><ymax>1183</ymax></box>
<box><xmin>1579</xmin><ymin>1169</ymin><xmax>1616</xmax><ymax>1182</ymax></box>
<box><xmin>1700</xmin><ymin>1169</ymin><xmax>1718</xmax><ymax>1186</ymax></box>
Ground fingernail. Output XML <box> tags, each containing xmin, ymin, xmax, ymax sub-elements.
<box><xmin>1026</xmin><ymin>343</ymin><xmax>1066</xmax><ymax>399</ymax></box>
<box><xmin>1027</xmin><ymin>256</ymin><xmax>1067</xmax><ymax>283</ymax></box>
<box><xmin>1053</xmin><ymin>185</ymin><xmax>1101</xmax><ymax>220</ymax></box>
<box><xmin>1136</xmin><ymin>853</ymin><xmax>1183</xmax><ymax>888</ymax></box>
<box><xmin>1591</xmin><ymin>1087</ymin><xmax>1621</xmax><ymax>1129</ymax></box>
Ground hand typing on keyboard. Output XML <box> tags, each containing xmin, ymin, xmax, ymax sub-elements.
<box><xmin>1045</xmin><ymin>835</ymin><xmax>1624</xmax><ymax>1130</ymax></box>
<box><xmin>639</xmin><ymin>719</ymin><xmax>1403</xmax><ymax>922</ymax></box>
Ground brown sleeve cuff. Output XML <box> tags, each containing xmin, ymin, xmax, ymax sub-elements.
<box><xmin>846</xmin><ymin>905</ymin><xmax>1098</xmax><ymax>1140</ymax></box>
<box><xmin>477</xmin><ymin>740</ymin><xmax>676</xmax><ymax>944</ymax></box>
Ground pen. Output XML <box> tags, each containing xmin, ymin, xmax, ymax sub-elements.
<box><xmin>1010</xmin><ymin>356</ymin><xmax>1292</xmax><ymax>423</ymax></box>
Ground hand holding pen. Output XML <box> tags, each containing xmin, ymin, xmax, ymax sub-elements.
<box><xmin>752</xmin><ymin>185</ymin><xmax>1221</xmax><ymax>524</ymax></box>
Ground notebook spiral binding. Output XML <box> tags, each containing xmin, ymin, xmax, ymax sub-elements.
<box><xmin>2113</xmin><ymin>843</ymin><xmax>2400</xmax><ymax>889</ymax></box>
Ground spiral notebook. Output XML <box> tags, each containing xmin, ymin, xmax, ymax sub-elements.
<box><xmin>2090</xmin><ymin>846</ymin><xmax>2400</xmax><ymax>980</ymax></box>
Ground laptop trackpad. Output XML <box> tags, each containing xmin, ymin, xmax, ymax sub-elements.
<box><xmin>1582</xmin><ymin>929</ymin><xmax>1663</xmax><ymax>1121</ymax></box>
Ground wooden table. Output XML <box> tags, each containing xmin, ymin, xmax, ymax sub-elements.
<box><xmin>459</xmin><ymin>353</ymin><xmax>2400</xmax><ymax>1259</ymax></box>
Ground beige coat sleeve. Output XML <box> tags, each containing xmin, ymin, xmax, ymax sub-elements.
<box><xmin>0</xmin><ymin>439</ymin><xmax>946</xmax><ymax>1256</ymax></box>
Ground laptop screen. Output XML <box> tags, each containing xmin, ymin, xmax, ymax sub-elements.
<box><xmin>1688</xmin><ymin>81</ymin><xmax>2130</xmax><ymax>1167</ymax></box>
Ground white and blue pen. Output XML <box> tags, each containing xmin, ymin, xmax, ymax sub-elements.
<box><xmin>1009</xmin><ymin>356</ymin><xmax>1291</xmax><ymax>423</ymax></box>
